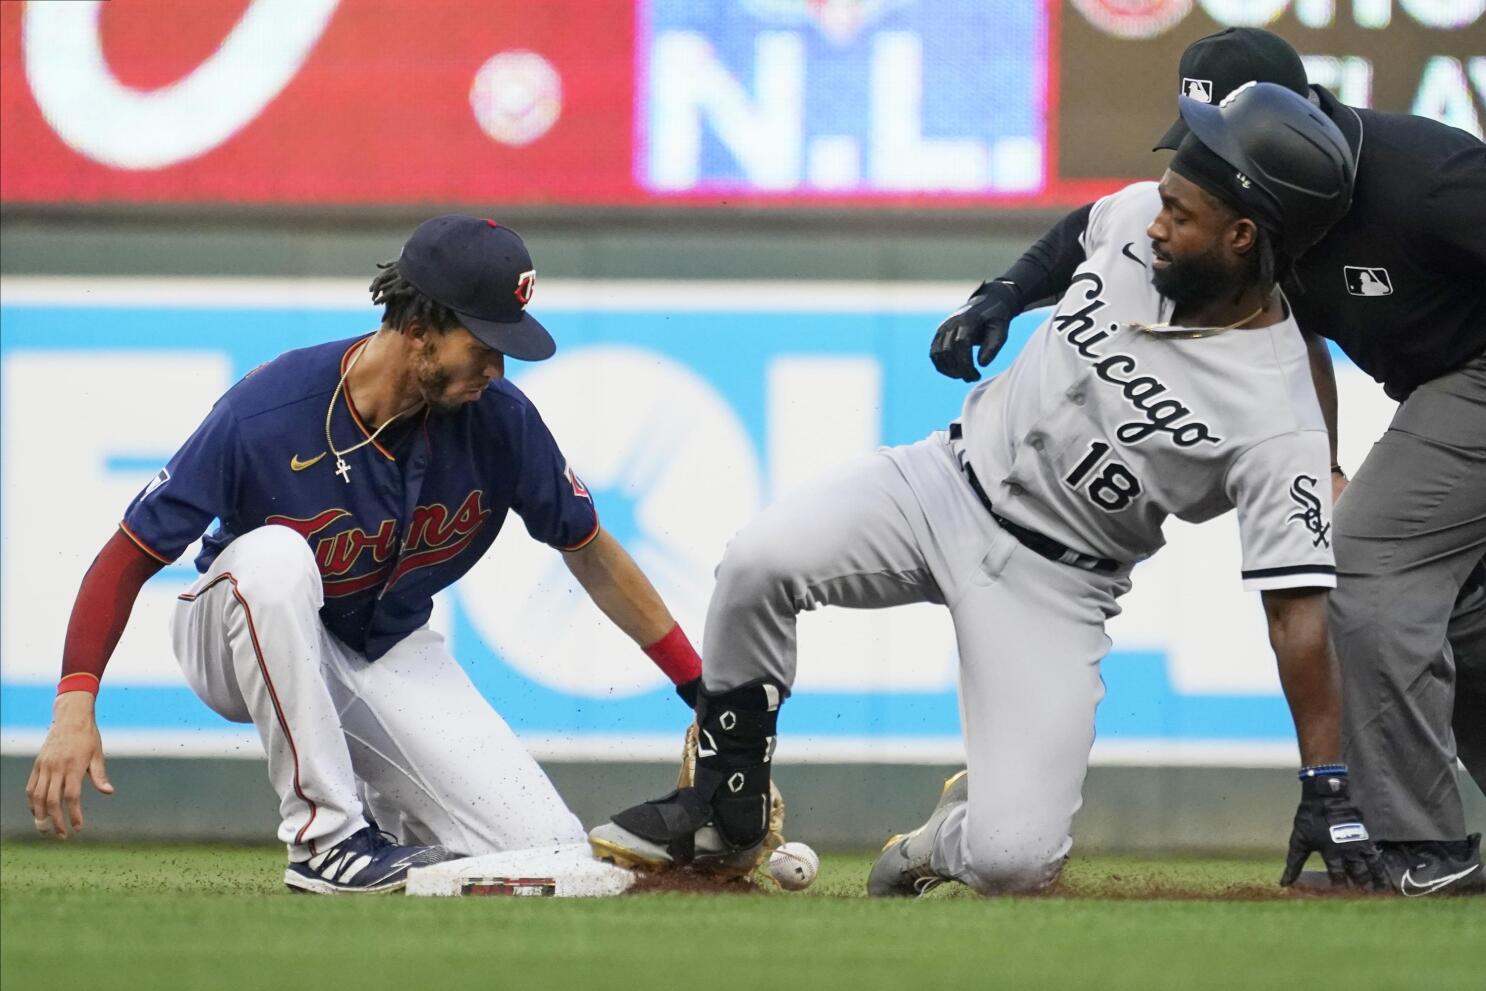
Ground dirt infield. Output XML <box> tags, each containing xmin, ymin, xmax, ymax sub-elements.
<box><xmin>626</xmin><ymin>864</ymin><xmax>1387</xmax><ymax>901</ymax></box>
<box><xmin>627</xmin><ymin>868</ymin><xmax>764</xmax><ymax>895</ymax></box>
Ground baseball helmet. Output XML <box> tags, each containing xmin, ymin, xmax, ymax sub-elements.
<box><xmin>1177</xmin><ymin>81</ymin><xmax>1355</xmax><ymax>258</ymax></box>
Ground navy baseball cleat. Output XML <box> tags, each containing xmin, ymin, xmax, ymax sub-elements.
<box><xmin>867</xmin><ymin>769</ymin><xmax>967</xmax><ymax>897</ymax></box>
<box><xmin>284</xmin><ymin>825</ymin><xmax>455</xmax><ymax>895</ymax></box>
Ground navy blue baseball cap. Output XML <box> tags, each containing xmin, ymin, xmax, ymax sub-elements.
<box><xmin>396</xmin><ymin>215</ymin><xmax>555</xmax><ymax>361</ymax></box>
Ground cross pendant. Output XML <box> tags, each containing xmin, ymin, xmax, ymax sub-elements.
<box><xmin>335</xmin><ymin>457</ymin><xmax>352</xmax><ymax>483</ymax></box>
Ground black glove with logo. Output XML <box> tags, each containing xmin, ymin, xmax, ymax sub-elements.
<box><xmin>1280</xmin><ymin>768</ymin><xmax>1386</xmax><ymax>890</ymax></box>
<box><xmin>929</xmin><ymin>280</ymin><xmax>1021</xmax><ymax>383</ymax></box>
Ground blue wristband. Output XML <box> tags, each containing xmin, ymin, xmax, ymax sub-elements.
<box><xmin>1298</xmin><ymin>763</ymin><xmax>1348</xmax><ymax>781</ymax></box>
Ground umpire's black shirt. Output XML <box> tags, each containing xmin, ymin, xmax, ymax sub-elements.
<box><xmin>1294</xmin><ymin>86</ymin><xmax>1486</xmax><ymax>400</ymax></box>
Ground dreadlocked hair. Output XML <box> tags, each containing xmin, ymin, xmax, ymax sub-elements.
<box><xmin>368</xmin><ymin>260</ymin><xmax>461</xmax><ymax>334</ymax></box>
<box><xmin>1249</xmin><ymin>227</ymin><xmax>1306</xmax><ymax>299</ymax></box>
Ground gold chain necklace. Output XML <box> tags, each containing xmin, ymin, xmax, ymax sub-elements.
<box><xmin>323</xmin><ymin>341</ymin><xmax>422</xmax><ymax>484</ymax></box>
<box><xmin>1123</xmin><ymin>292</ymin><xmax>1274</xmax><ymax>340</ymax></box>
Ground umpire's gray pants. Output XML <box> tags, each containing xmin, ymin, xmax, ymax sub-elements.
<box><xmin>1332</xmin><ymin>351</ymin><xmax>1486</xmax><ymax>842</ymax></box>
<box><xmin>701</xmin><ymin>432</ymin><xmax>1130</xmax><ymax>893</ymax></box>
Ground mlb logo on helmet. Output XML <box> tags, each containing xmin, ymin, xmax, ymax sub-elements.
<box><xmin>1344</xmin><ymin>266</ymin><xmax>1393</xmax><ymax>297</ymax></box>
<box><xmin>1182</xmin><ymin>78</ymin><xmax>1213</xmax><ymax>102</ymax></box>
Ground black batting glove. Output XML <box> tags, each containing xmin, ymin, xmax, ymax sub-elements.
<box><xmin>675</xmin><ymin>677</ymin><xmax>701</xmax><ymax>710</ymax></box>
<box><xmin>930</xmin><ymin>280</ymin><xmax>1021</xmax><ymax>383</ymax></box>
<box><xmin>1280</xmin><ymin>767</ymin><xmax>1386</xmax><ymax>891</ymax></box>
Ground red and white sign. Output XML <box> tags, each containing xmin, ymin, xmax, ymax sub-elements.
<box><xmin>0</xmin><ymin>0</ymin><xmax>639</xmax><ymax>204</ymax></box>
<box><xmin>2</xmin><ymin>0</ymin><xmax>1149</xmax><ymax>208</ymax></box>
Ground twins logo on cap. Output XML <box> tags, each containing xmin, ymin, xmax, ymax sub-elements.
<box><xmin>515</xmin><ymin>269</ymin><xmax>536</xmax><ymax>306</ymax></box>
<box><xmin>1183</xmin><ymin>78</ymin><xmax>1214</xmax><ymax>102</ymax></box>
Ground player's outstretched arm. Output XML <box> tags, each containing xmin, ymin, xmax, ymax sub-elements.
<box><xmin>561</xmin><ymin>526</ymin><xmax>701</xmax><ymax>706</ymax></box>
<box><xmin>929</xmin><ymin>201</ymin><xmax>1093</xmax><ymax>383</ymax></box>
<box><xmin>1262</xmin><ymin>588</ymin><xmax>1385</xmax><ymax>890</ymax></box>
<box><xmin>25</xmin><ymin>529</ymin><xmax>162</xmax><ymax>838</ymax></box>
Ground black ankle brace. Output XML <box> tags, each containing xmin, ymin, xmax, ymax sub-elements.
<box><xmin>692</xmin><ymin>681</ymin><xmax>783</xmax><ymax>848</ymax></box>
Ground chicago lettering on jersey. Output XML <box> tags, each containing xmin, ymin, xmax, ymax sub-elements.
<box><xmin>1052</xmin><ymin>273</ymin><xmax>1221</xmax><ymax>448</ymax></box>
<box><xmin>267</xmin><ymin>490</ymin><xmax>491</xmax><ymax>597</ymax></box>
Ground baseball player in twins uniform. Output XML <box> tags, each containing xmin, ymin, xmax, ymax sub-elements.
<box><xmin>590</xmin><ymin>84</ymin><xmax>1385</xmax><ymax>894</ymax></box>
<box><xmin>26</xmin><ymin>217</ymin><xmax>705</xmax><ymax>893</ymax></box>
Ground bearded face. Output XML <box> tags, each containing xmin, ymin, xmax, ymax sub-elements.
<box><xmin>410</xmin><ymin>328</ymin><xmax>504</xmax><ymax>411</ymax></box>
<box><xmin>412</xmin><ymin>338</ymin><xmax>459</xmax><ymax>410</ymax></box>
<box><xmin>1147</xmin><ymin>170</ymin><xmax>1259</xmax><ymax>314</ymax></box>
<box><xmin>1150</xmin><ymin>238</ymin><xmax>1247</xmax><ymax>309</ymax></box>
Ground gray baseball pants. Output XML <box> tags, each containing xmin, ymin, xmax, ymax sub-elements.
<box><xmin>701</xmin><ymin>431</ymin><xmax>1130</xmax><ymax>893</ymax></box>
<box><xmin>1331</xmin><ymin>351</ymin><xmax>1486</xmax><ymax>842</ymax></box>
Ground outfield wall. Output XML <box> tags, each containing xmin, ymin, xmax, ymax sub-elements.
<box><xmin>3</xmin><ymin>276</ymin><xmax>1400</xmax><ymax>765</ymax></box>
<box><xmin>3</xmin><ymin>276</ymin><xmax>1483</xmax><ymax>850</ymax></box>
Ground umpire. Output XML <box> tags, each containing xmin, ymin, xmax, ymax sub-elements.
<box><xmin>930</xmin><ymin>28</ymin><xmax>1485</xmax><ymax>894</ymax></box>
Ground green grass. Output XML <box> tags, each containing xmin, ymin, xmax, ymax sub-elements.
<box><xmin>1</xmin><ymin>843</ymin><xmax>1480</xmax><ymax>991</ymax></box>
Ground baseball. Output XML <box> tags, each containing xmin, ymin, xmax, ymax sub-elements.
<box><xmin>768</xmin><ymin>841</ymin><xmax>819</xmax><ymax>891</ymax></box>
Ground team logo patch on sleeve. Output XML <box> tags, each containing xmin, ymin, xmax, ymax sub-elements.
<box><xmin>1344</xmin><ymin>266</ymin><xmax>1393</xmax><ymax>297</ymax></box>
<box><xmin>1285</xmin><ymin>475</ymin><xmax>1331</xmax><ymax>548</ymax></box>
<box><xmin>143</xmin><ymin>468</ymin><xmax>170</xmax><ymax>497</ymax></box>
<box><xmin>564</xmin><ymin>464</ymin><xmax>591</xmax><ymax>501</ymax></box>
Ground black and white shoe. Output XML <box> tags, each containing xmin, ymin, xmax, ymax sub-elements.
<box><xmin>284</xmin><ymin>825</ymin><xmax>454</xmax><ymax>895</ymax></box>
<box><xmin>1292</xmin><ymin>832</ymin><xmax>1483</xmax><ymax>896</ymax></box>
<box><xmin>588</xmin><ymin>793</ymin><xmax>755</xmax><ymax>873</ymax></box>
<box><xmin>1379</xmin><ymin>833</ymin><xmax>1483</xmax><ymax>897</ymax></box>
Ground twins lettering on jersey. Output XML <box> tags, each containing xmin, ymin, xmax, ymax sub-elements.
<box><xmin>1285</xmin><ymin>475</ymin><xmax>1331</xmax><ymax>549</ymax></box>
<box><xmin>267</xmin><ymin>490</ymin><xmax>491</xmax><ymax>597</ymax></box>
<box><xmin>1053</xmin><ymin>274</ymin><xmax>1221</xmax><ymax>448</ymax></box>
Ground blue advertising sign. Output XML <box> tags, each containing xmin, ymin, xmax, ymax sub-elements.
<box><xmin>640</xmin><ymin>0</ymin><xmax>1048</xmax><ymax>197</ymax></box>
<box><xmin>0</xmin><ymin>280</ymin><xmax>1394</xmax><ymax>764</ymax></box>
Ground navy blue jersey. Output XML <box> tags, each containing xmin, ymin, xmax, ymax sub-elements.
<box><xmin>122</xmin><ymin>336</ymin><xmax>598</xmax><ymax>659</ymax></box>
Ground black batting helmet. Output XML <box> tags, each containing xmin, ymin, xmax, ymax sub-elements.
<box><xmin>1176</xmin><ymin>81</ymin><xmax>1354</xmax><ymax>258</ymax></box>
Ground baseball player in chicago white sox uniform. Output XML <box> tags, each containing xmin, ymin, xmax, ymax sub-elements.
<box><xmin>940</xmin><ymin>27</ymin><xmax>1485</xmax><ymax>897</ymax></box>
<box><xmin>26</xmin><ymin>217</ymin><xmax>705</xmax><ymax>893</ymax></box>
<box><xmin>590</xmin><ymin>83</ymin><xmax>1386</xmax><ymax>894</ymax></box>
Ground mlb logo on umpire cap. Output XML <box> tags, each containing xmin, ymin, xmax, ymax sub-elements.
<box><xmin>1182</xmin><ymin>78</ymin><xmax>1214</xmax><ymax>102</ymax></box>
<box><xmin>1343</xmin><ymin>266</ymin><xmax>1393</xmax><ymax>297</ymax></box>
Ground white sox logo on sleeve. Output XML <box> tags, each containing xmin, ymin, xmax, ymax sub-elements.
<box><xmin>1051</xmin><ymin>274</ymin><xmax>1221</xmax><ymax>448</ymax></box>
<box><xmin>1285</xmin><ymin>475</ymin><xmax>1331</xmax><ymax>548</ymax></box>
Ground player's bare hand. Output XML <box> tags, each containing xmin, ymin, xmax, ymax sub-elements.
<box><xmin>25</xmin><ymin>691</ymin><xmax>113</xmax><ymax>839</ymax></box>
<box><xmin>930</xmin><ymin>280</ymin><xmax>1020</xmax><ymax>383</ymax></box>
<box><xmin>1279</xmin><ymin>770</ymin><xmax>1386</xmax><ymax>891</ymax></box>
<box><xmin>1330</xmin><ymin>468</ymin><xmax>1348</xmax><ymax>506</ymax></box>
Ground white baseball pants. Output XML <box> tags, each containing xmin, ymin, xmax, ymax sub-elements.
<box><xmin>171</xmin><ymin>525</ymin><xmax>584</xmax><ymax>860</ymax></box>
<box><xmin>703</xmin><ymin>431</ymin><xmax>1131</xmax><ymax>893</ymax></box>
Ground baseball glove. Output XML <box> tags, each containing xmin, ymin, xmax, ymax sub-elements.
<box><xmin>676</xmin><ymin>721</ymin><xmax>787</xmax><ymax>878</ymax></box>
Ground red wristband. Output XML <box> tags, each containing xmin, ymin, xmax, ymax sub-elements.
<box><xmin>642</xmin><ymin>624</ymin><xmax>702</xmax><ymax>686</ymax></box>
<box><xmin>57</xmin><ymin>673</ymin><xmax>101</xmax><ymax>697</ymax></box>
